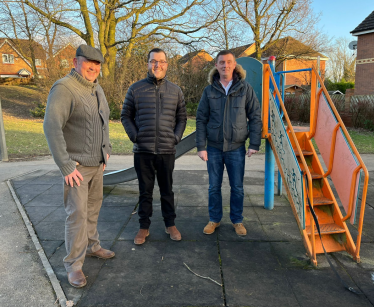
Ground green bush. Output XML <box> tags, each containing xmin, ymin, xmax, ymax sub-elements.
<box><xmin>325</xmin><ymin>78</ymin><xmax>354</xmax><ymax>94</ymax></box>
<box><xmin>109</xmin><ymin>101</ymin><xmax>121</xmax><ymax>120</ymax></box>
<box><xmin>364</xmin><ymin>119</ymin><xmax>374</xmax><ymax>131</ymax></box>
<box><xmin>30</xmin><ymin>102</ymin><xmax>46</xmax><ymax>118</ymax></box>
<box><xmin>185</xmin><ymin>102</ymin><xmax>199</xmax><ymax>117</ymax></box>
<box><xmin>350</xmin><ymin>96</ymin><xmax>374</xmax><ymax>130</ymax></box>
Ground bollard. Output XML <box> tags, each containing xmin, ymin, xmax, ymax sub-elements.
<box><xmin>0</xmin><ymin>99</ymin><xmax>9</xmax><ymax>161</ymax></box>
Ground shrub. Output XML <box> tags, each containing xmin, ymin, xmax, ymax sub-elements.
<box><xmin>30</xmin><ymin>102</ymin><xmax>46</xmax><ymax>118</ymax></box>
<box><xmin>350</xmin><ymin>95</ymin><xmax>374</xmax><ymax>130</ymax></box>
<box><xmin>185</xmin><ymin>102</ymin><xmax>199</xmax><ymax>117</ymax></box>
<box><xmin>283</xmin><ymin>94</ymin><xmax>310</xmax><ymax>123</ymax></box>
<box><xmin>325</xmin><ymin>78</ymin><xmax>354</xmax><ymax>94</ymax></box>
<box><xmin>109</xmin><ymin>101</ymin><xmax>121</xmax><ymax>120</ymax></box>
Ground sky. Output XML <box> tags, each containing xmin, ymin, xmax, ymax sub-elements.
<box><xmin>311</xmin><ymin>0</ymin><xmax>373</xmax><ymax>42</ymax></box>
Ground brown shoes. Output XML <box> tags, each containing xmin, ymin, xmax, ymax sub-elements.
<box><xmin>233</xmin><ymin>223</ymin><xmax>247</xmax><ymax>236</ymax></box>
<box><xmin>67</xmin><ymin>270</ymin><xmax>87</xmax><ymax>288</ymax></box>
<box><xmin>165</xmin><ymin>226</ymin><xmax>182</xmax><ymax>241</ymax></box>
<box><xmin>203</xmin><ymin>222</ymin><xmax>220</xmax><ymax>234</ymax></box>
<box><xmin>134</xmin><ymin>229</ymin><xmax>150</xmax><ymax>245</ymax></box>
<box><xmin>86</xmin><ymin>247</ymin><xmax>115</xmax><ymax>259</ymax></box>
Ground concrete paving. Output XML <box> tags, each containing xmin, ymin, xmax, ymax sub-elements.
<box><xmin>1</xmin><ymin>154</ymin><xmax>374</xmax><ymax>307</ymax></box>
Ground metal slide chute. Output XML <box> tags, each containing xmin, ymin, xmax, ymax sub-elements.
<box><xmin>103</xmin><ymin>131</ymin><xmax>197</xmax><ymax>185</ymax></box>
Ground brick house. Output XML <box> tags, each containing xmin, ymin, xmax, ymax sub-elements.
<box><xmin>0</xmin><ymin>38</ymin><xmax>46</xmax><ymax>78</ymax></box>
<box><xmin>53</xmin><ymin>43</ymin><xmax>76</xmax><ymax>72</ymax></box>
<box><xmin>351</xmin><ymin>10</ymin><xmax>374</xmax><ymax>95</ymax></box>
<box><xmin>179</xmin><ymin>49</ymin><xmax>213</xmax><ymax>72</ymax></box>
<box><xmin>259</xmin><ymin>37</ymin><xmax>327</xmax><ymax>86</ymax></box>
<box><xmin>228</xmin><ymin>43</ymin><xmax>256</xmax><ymax>58</ymax></box>
<box><xmin>229</xmin><ymin>37</ymin><xmax>327</xmax><ymax>87</ymax></box>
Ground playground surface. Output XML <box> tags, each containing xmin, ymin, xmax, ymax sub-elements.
<box><xmin>1</xmin><ymin>154</ymin><xmax>374</xmax><ymax>307</ymax></box>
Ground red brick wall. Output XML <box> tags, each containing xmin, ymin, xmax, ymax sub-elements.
<box><xmin>283</xmin><ymin>59</ymin><xmax>326</xmax><ymax>86</ymax></box>
<box><xmin>0</xmin><ymin>44</ymin><xmax>33</xmax><ymax>77</ymax></box>
<box><xmin>54</xmin><ymin>45</ymin><xmax>76</xmax><ymax>72</ymax></box>
<box><xmin>355</xmin><ymin>32</ymin><xmax>374</xmax><ymax>95</ymax></box>
<box><xmin>183</xmin><ymin>52</ymin><xmax>213</xmax><ymax>72</ymax></box>
<box><xmin>263</xmin><ymin>58</ymin><xmax>326</xmax><ymax>86</ymax></box>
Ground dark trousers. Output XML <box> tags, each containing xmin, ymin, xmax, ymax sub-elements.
<box><xmin>134</xmin><ymin>153</ymin><xmax>176</xmax><ymax>229</ymax></box>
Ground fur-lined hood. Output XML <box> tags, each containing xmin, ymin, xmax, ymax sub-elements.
<box><xmin>207</xmin><ymin>63</ymin><xmax>246</xmax><ymax>85</ymax></box>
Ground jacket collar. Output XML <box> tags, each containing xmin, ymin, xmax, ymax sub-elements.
<box><xmin>69</xmin><ymin>68</ymin><xmax>98</xmax><ymax>89</ymax></box>
<box><xmin>208</xmin><ymin>64</ymin><xmax>246</xmax><ymax>94</ymax></box>
<box><xmin>147</xmin><ymin>72</ymin><xmax>166</xmax><ymax>85</ymax></box>
<box><xmin>208</xmin><ymin>64</ymin><xmax>246</xmax><ymax>85</ymax></box>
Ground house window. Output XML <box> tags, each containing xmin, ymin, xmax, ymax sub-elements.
<box><xmin>2</xmin><ymin>54</ymin><xmax>14</xmax><ymax>64</ymax></box>
<box><xmin>61</xmin><ymin>59</ymin><xmax>69</xmax><ymax>68</ymax></box>
<box><xmin>35</xmin><ymin>59</ymin><xmax>41</xmax><ymax>66</ymax></box>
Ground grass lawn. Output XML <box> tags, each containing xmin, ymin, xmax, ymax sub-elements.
<box><xmin>0</xmin><ymin>85</ymin><xmax>41</xmax><ymax>119</ymax></box>
<box><xmin>2</xmin><ymin>117</ymin><xmax>372</xmax><ymax>159</ymax></box>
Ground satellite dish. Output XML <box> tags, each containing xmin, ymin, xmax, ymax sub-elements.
<box><xmin>349</xmin><ymin>41</ymin><xmax>357</xmax><ymax>50</ymax></box>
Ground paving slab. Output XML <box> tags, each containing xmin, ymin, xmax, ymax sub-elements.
<box><xmin>15</xmin><ymin>183</ymin><xmax>53</xmax><ymax>205</ymax></box>
<box><xmin>254</xmin><ymin>206</ymin><xmax>297</xmax><ymax>224</ymax></box>
<box><xmin>248</xmin><ymin>193</ymin><xmax>290</xmax><ymax>207</ymax></box>
<box><xmin>270</xmin><ymin>241</ymin><xmax>313</xmax><ymax>269</ymax></box>
<box><xmin>219</xmin><ymin>241</ymin><xmax>300</xmax><ymax>307</ymax></box>
<box><xmin>262</xmin><ymin>222</ymin><xmax>303</xmax><ymax>242</ymax></box>
<box><xmin>41</xmin><ymin>240</ymin><xmax>65</xmax><ymax>259</ymax></box>
<box><xmin>177</xmin><ymin>185</ymin><xmax>208</xmax><ymax>206</ymax></box>
<box><xmin>80</xmin><ymin>240</ymin><xmax>224</xmax><ymax>307</ymax></box>
<box><xmin>24</xmin><ymin>192</ymin><xmax>64</xmax><ymax>206</ymax></box>
<box><xmin>286</xmin><ymin>268</ymin><xmax>372</xmax><ymax>307</ymax></box>
<box><xmin>173</xmin><ymin>169</ymin><xmax>210</xmax><ymax>185</ymax></box>
<box><xmin>11</xmin><ymin>169</ymin><xmax>52</xmax><ymax>188</ymax></box>
<box><xmin>5</xmin><ymin>154</ymin><xmax>374</xmax><ymax>306</ymax></box>
<box><xmin>24</xmin><ymin>205</ymin><xmax>58</xmax><ymax>225</ymax></box>
<box><xmin>218</xmin><ymin>221</ymin><xmax>268</xmax><ymax>242</ymax></box>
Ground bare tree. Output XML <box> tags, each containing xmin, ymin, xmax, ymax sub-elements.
<box><xmin>326</xmin><ymin>37</ymin><xmax>356</xmax><ymax>83</ymax></box>
<box><xmin>24</xmin><ymin>0</ymin><xmax>219</xmax><ymax>80</ymax></box>
<box><xmin>203</xmin><ymin>0</ymin><xmax>249</xmax><ymax>50</ymax></box>
<box><xmin>228</xmin><ymin>0</ymin><xmax>325</xmax><ymax>60</ymax></box>
<box><xmin>0</xmin><ymin>1</ymin><xmax>42</xmax><ymax>76</ymax></box>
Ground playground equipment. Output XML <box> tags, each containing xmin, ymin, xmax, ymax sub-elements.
<box><xmin>261</xmin><ymin>58</ymin><xmax>369</xmax><ymax>266</ymax></box>
<box><xmin>104</xmin><ymin>57</ymin><xmax>369</xmax><ymax>267</ymax></box>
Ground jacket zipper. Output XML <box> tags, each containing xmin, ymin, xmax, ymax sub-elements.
<box><xmin>155</xmin><ymin>85</ymin><xmax>159</xmax><ymax>154</ymax></box>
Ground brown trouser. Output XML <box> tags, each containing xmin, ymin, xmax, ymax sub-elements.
<box><xmin>63</xmin><ymin>164</ymin><xmax>103</xmax><ymax>273</ymax></box>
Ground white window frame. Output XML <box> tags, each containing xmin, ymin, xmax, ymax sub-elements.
<box><xmin>61</xmin><ymin>59</ymin><xmax>69</xmax><ymax>68</ymax></box>
<box><xmin>35</xmin><ymin>59</ymin><xmax>41</xmax><ymax>66</ymax></box>
<box><xmin>2</xmin><ymin>54</ymin><xmax>14</xmax><ymax>64</ymax></box>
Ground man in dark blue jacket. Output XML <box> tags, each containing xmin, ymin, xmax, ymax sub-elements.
<box><xmin>196</xmin><ymin>50</ymin><xmax>262</xmax><ymax>236</ymax></box>
<box><xmin>121</xmin><ymin>48</ymin><xmax>187</xmax><ymax>245</ymax></box>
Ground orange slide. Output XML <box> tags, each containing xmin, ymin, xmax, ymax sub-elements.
<box><xmin>262</xmin><ymin>65</ymin><xmax>369</xmax><ymax>266</ymax></box>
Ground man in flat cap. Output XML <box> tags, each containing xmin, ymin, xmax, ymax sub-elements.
<box><xmin>44</xmin><ymin>44</ymin><xmax>114</xmax><ymax>288</ymax></box>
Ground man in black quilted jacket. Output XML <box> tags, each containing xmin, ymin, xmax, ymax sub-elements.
<box><xmin>121</xmin><ymin>48</ymin><xmax>187</xmax><ymax>245</ymax></box>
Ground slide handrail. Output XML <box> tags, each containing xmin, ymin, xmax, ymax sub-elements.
<box><xmin>263</xmin><ymin>64</ymin><xmax>316</xmax><ymax>257</ymax></box>
<box><xmin>310</xmin><ymin>67</ymin><xmax>369</xmax><ymax>259</ymax></box>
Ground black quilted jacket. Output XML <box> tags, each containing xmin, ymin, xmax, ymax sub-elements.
<box><xmin>121</xmin><ymin>73</ymin><xmax>187</xmax><ymax>154</ymax></box>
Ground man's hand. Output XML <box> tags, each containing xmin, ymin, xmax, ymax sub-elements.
<box><xmin>103</xmin><ymin>153</ymin><xmax>110</xmax><ymax>171</ymax></box>
<box><xmin>64</xmin><ymin>169</ymin><xmax>84</xmax><ymax>187</ymax></box>
<box><xmin>198</xmin><ymin>150</ymin><xmax>208</xmax><ymax>161</ymax></box>
<box><xmin>246</xmin><ymin>149</ymin><xmax>258</xmax><ymax>158</ymax></box>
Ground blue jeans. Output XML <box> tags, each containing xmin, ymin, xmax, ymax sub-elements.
<box><xmin>207</xmin><ymin>145</ymin><xmax>245</xmax><ymax>224</ymax></box>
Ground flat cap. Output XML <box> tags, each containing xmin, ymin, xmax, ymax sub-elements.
<box><xmin>76</xmin><ymin>45</ymin><xmax>104</xmax><ymax>63</ymax></box>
